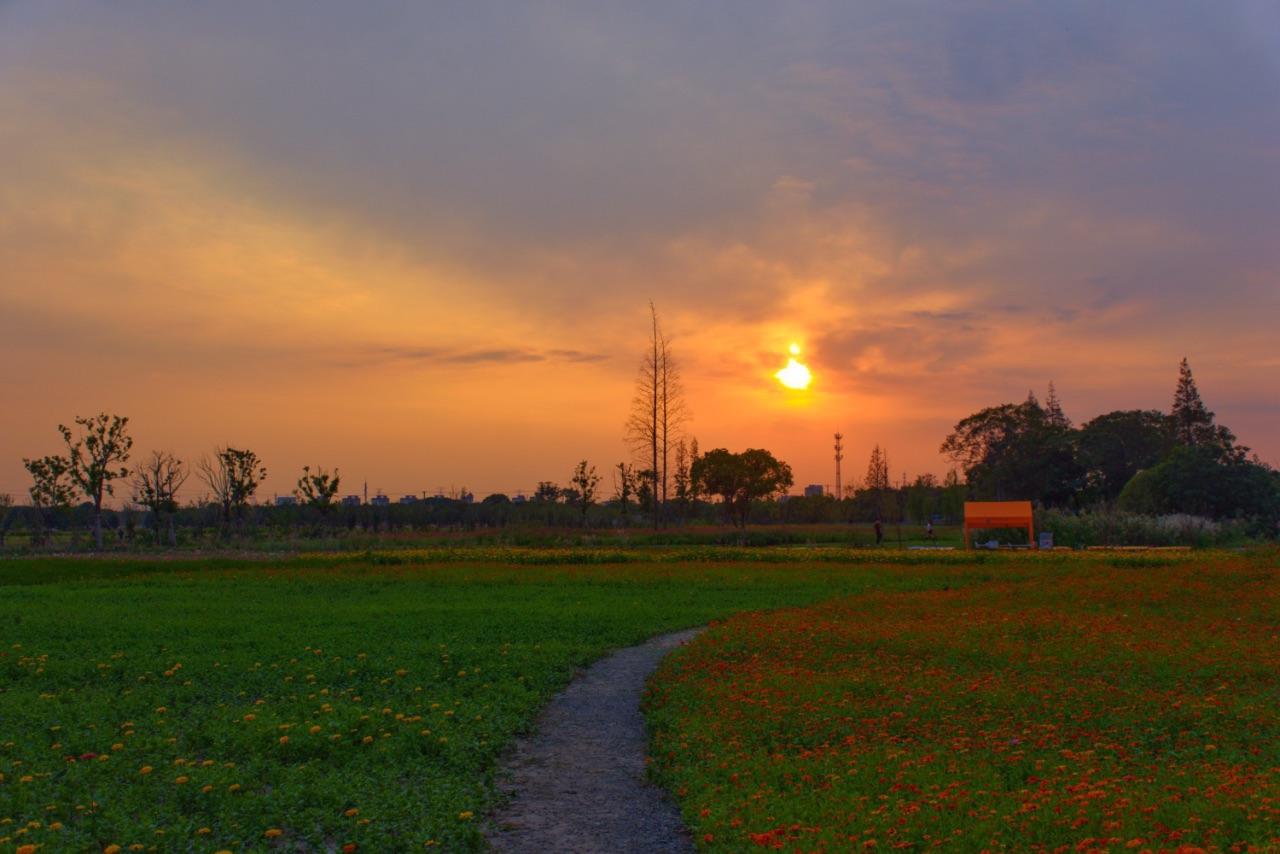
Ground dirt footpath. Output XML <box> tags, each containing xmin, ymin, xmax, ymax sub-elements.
<box><xmin>484</xmin><ymin>628</ymin><xmax>702</xmax><ymax>853</ymax></box>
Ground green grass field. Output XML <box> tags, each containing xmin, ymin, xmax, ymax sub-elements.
<box><xmin>0</xmin><ymin>548</ymin><xmax>978</xmax><ymax>852</ymax></box>
<box><xmin>1</xmin><ymin>548</ymin><xmax>1276</xmax><ymax>852</ymax></box>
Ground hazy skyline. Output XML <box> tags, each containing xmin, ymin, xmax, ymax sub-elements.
<box><xmin>3</xmin><ymin>2</ymin><xmax>1278</xmax><ymax>503</ymax></box>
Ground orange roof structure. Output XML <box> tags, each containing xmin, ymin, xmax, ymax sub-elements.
<box><xmin>964</xmin><ymin>501</ymin><xmax>1035</xmax><ymax>549</ymax></box>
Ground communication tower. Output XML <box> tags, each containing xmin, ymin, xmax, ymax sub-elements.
<box><xmin>834</xmin><ymin>431</ymin><xmax>844</xmax><ymax>498</ymax></box>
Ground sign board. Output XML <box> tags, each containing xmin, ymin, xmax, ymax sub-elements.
<box><xmin>1038</xmin><ymin>532</ymin><xmax>1054</xmax><ymax>550</ymax></box>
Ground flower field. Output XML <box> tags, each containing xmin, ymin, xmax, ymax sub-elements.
<box><xmin>645</xmin><ymin>550</ymin><xmax>1280</xmax><ymax>852</ymax></box>
<box><xmin>0</xmin><ymin>549</ymin><xmax>973</xmax><ymax>852</ymax></box>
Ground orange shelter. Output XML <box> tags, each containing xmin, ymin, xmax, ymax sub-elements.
<box><xmin>964</xmin><ymin>501</ymin><xmax>1035</xmax><ymax>549</ymax></box>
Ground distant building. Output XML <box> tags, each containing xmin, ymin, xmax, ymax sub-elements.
<box><xmin>804</xmin><ymin>484</ymin><xmax>825</xmax><ymax>497</ymax></box>
<box><xmin>274</xmin><ymin>495</ymin><xmax>298</xmax><ymax>506</ymax></box>
<box><xmin>399</xmin><ymin>495</ymin><xmax>418</xmax><ymax>505</ymax></box>
<box><xmin>370</xmin><ymin>494</ymin><xmax>390</xmax><ymax>507</ymax></box>
<box><xmin>512</xmin><ymin>494</ymin><xmax>527</xmax><ymax>504</ymax></box>
<box><xmin>340</xmin><ymin>495</ymin><xmax>361</xmax><ymax>507</ymax></box>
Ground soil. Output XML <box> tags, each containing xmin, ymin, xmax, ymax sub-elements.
<box><xmin>483</xmin><ymin>628</ymin><xmax>702</xmax><ymax>853</ymax></box>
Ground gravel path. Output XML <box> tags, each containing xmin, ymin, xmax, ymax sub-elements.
<box><xmin>484</xmin><ymin>628</ymin><xmax>702</xmax><ymax>853</ymax></box>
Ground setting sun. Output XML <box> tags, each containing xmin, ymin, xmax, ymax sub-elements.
<box><xmin>775</xmin><ymin>343</ymin><xmax>813</xmax><ymax>390</ymax></box>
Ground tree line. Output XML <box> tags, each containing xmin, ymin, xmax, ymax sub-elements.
<box><xmin>939</xmin><ymin>360</ymin><xmax>1280</xmax><ymax>534</ymax></box>
<box><xmin>6</xmin><ymin>332</ymin><xmax>1277</xmax><ymax>549</ymax></box>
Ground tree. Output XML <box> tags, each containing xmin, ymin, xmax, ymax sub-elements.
<box><xmin>198</xmin><ymin>447</ymin><xmax>266</xmax><ymax>536</ymax></box>
<box><xmin>1077</xmin><ymin>410</ymin><xmax>1171</xmax><ymax>502</ymax></box>
<box><xmin>295</xmin><ymin>466</ymin><xmax>341</xmax><ymax>530</ymax></box>
<box><xmin>625</xmin><ymin>301</ymin><xmax>688</xmax><ymax>529</ymax></box>
<box><xmin>1044</xmin><ymin>381</ymin><xmax>1070</xmax><ymax>428</ymax></box>
<box><xmin>690</xmin><ymin>448</ymin><xmax>793</xmax><ymax>529</ymax></box>
<box><xmin>672</xmin><ymin>438</ymin><xmax>693</xmax><ymax>524</ymax></box>
<box><xmin>940</xmin><ymin>392</ymin><xmax>1083</xmax><ymax>506</ymax></box>
<box><xmin>534</xmin><ymin>481</ymin><xmax>561</xmax><ymax>503</ymax></box>
<box><xmin>865</xmin><ymin>445</ymin><xmax>890</xmax><ymax>491</ymax></box>
<box><xmin>612</xmin><ymin>462</ymin><xmax>636</xmax><ymax>525</ymax></box>
<box><xmin>1169</xmin><ymin>358</ymin><xmax>1239</xmax><ymax>457</ymax></box>
<box><xmin>1118</xmin><ymin>445</ymin><xmax>1280</xmax><ymax>529</ymax></box>
<box><xmin>567</xmin><ymin>460</ymin><xmax>602</xmax><ymax>525</ymax></box>
<box><xmin>686</xmin><ymin>437</ymin><xmax>702</xmax><ymax>508</ymax></box>
<box><xmin>0</xmin><ymin>492</ymin><xmax>11</xmax><ymax>546</ymax></box>
<box><xmin>22</xmin><ymin>454</ymin><xmax>77</xmax><ymax>546</ymax></box>
<box><xmin>132</xmin><ymin>450</ymin><xmax>188</xmax><ymax>547</ymax></box>
<box><xmin>59</xmin><ymin>413</ymin><xmax>133</xmax><ymax>550</ymax></box>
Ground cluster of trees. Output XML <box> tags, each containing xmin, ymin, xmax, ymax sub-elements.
<box><xmin>13</xmin><ymin>415</ymin><xmax>346</xmax><ymax>548</ymax></box>
<box><xmin>9</xmin><ymin>343</ymin><xmax>1277</xmax><ymax>549</ymax></box>
<box><xmin>940</xmin><ymin>361</ymin><xmax>1280</xmax><ymax>532</ymax></box>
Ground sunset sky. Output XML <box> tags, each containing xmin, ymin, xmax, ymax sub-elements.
<box><xmin>3</xmin><ymin>2</ymin><xmax>1278</xmax><ymax>504</ymax></box>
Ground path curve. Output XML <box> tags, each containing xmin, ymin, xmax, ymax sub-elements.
<box><xmin>484</xmin><ymin>628</ymin><xmax>702</xmax><ymax>853</ymax></box>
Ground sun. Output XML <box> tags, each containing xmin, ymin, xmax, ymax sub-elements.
<box><xmin>775</xmin><ymin>343</ymin><xmax>813</xmax><ymax>390</ymax></box>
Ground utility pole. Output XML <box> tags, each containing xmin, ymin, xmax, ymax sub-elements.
<box><xmin>834</xmin><ymin>431</ymin><xmax>844</xmax><ymax>498</ymax></box>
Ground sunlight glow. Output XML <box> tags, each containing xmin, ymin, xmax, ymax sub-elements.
<box><xmin>775</xmin><ymin>343</ymin><xmax>813</xmax><ymax>390</ymax></box>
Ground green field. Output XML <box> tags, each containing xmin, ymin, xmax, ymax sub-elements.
<box><xmin>0</xmin><ymin>548</ymin><xmax>978</xmax><ymax>852</ymax></box>
<box><xmin>1</xmin><ymin>548</ymin><xmax>1276</xmax><ymax>852</ymax></box>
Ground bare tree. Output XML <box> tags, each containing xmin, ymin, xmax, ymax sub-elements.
<box><xmin>133</xmin><ymin>450</ymin><xmax>188</xmax><ymax>547</ymax></box>
<box><xmin>625</xmin><ymin>301</ymin><xmax>688</xmax><ymax>528</ymax></box>
<box><xmin>198</xmin><ymin>446</ymin><xmax>266</xmax><ymax>537</ymax></box>
<box><xmin>59</xmin><ymin>413</ymin><xmax>133</xmax><ymax>550</ymax></box>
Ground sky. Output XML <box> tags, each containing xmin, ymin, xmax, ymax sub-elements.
<box><xmin>2</xmin><ymin>1</ymin><xmax>1278</xmax><ymax>504</ymax></box>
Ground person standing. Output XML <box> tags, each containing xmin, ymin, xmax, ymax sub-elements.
<box><xmin>874</xmin><ymin>518</ymin><xmax>883</xmax><ymax>545</ymax></box>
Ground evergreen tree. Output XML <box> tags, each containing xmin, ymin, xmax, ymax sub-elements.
<box><xmin>1044</xmin><ymin>381</ymin><xmax>1070</xmax><ymax>429</ymax></box>
<box><xmin>865</xmin><ymin>445</ymin><xmax>889</xmax><ymax>491</ymax></box>
<box><xmin>1171</xmin><ymin>358</ymin><xmax>1214</xmax><ymax>447</ymax></box>
<box><xmin>1169</xmin><ymin>358</ymin><xmax>1239</xmax><ymax>456</ymax></box>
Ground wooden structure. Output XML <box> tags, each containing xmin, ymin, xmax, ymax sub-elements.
<box><xmin>964</xmin><ymin>501</ymin><xmax>1035</xmax><ymax>549</ymax></box>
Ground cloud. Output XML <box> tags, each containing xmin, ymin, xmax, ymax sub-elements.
<box><xmin>341</xmin><ymin>346</ymin><xmax>609</xmax><ymax>369</ymax></box>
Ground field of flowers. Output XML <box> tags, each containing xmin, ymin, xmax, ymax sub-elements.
<box><xmin>646</xmin><ymin>549</ymin><xmax>1280</xmax><ymax>852</ymax></box>
<box><xmin>0</xmin><ymin>548</ymin><xmax>977</xmax><ymax>852</ymax></box>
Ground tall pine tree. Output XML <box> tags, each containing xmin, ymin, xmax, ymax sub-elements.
<box><xmin>1169</xmin><ymin>358</ymin><xmax>1240</xmax><ymax>456</ymax></box>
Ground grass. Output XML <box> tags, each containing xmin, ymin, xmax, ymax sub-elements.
<box><xmin>4</xmin><ymin>547</ymin><xmax>1276</xmax><ymax>852</ymax></box>
<box><xmin>645</xmin><ymin>548</ymin><xmax>1280</xmax><ymax>852</ymax></box>
<box><xmin>0</xmin><ymin>549</ymin><xmax>974</xmax><ymax>852</ymax></box>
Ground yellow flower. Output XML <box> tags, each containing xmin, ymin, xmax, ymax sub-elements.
<box><xmin>361</xmin><ymin>736</ymin><xmax>373</xmax><ymax>744</ymax></box>
<box><xmin>139</xmin><ymin>766</ymin><xmax>153</xmax><ymax>774</ymax></box>
<box><xmin>264</xmin><ymin>828</ymin><xmax>283</xmax><ymax>838</ymax></box>
<box><xmin>197</xmin><ymin>828</ymin><xmax>211</xmax><ymax>835</ymax></box>
<box><xmin>345</xmin><ymin>809</ymin><xmax>360</xmax><ymax>817</ymax></box>
<box><xmin>104</xmin><ymin>846</ymin><xmax>122</xmax><ymax>854</ymax></box>
<box><xmin>279</xmin><ymin>736</ymin><xmax>289</xmax><ymax>745</ymax></box>
<box><xmin>228</xmin><ymin>783</ymin><xmax>241</xmax><ymax>791</ymax></box>
<box><xmin>175</xmin><ymin>776</ymin><xmax>188</xmax><ymax>784</ymax></box>
<box><xmin>309</xmin><ymin>726</ymin><xmax>321</xmax><ymax>734</ymax></box>
<box><xmin>458</xmin><ymin>811</ymin><xmax>474</xmax><ymax>820</ymax></box>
